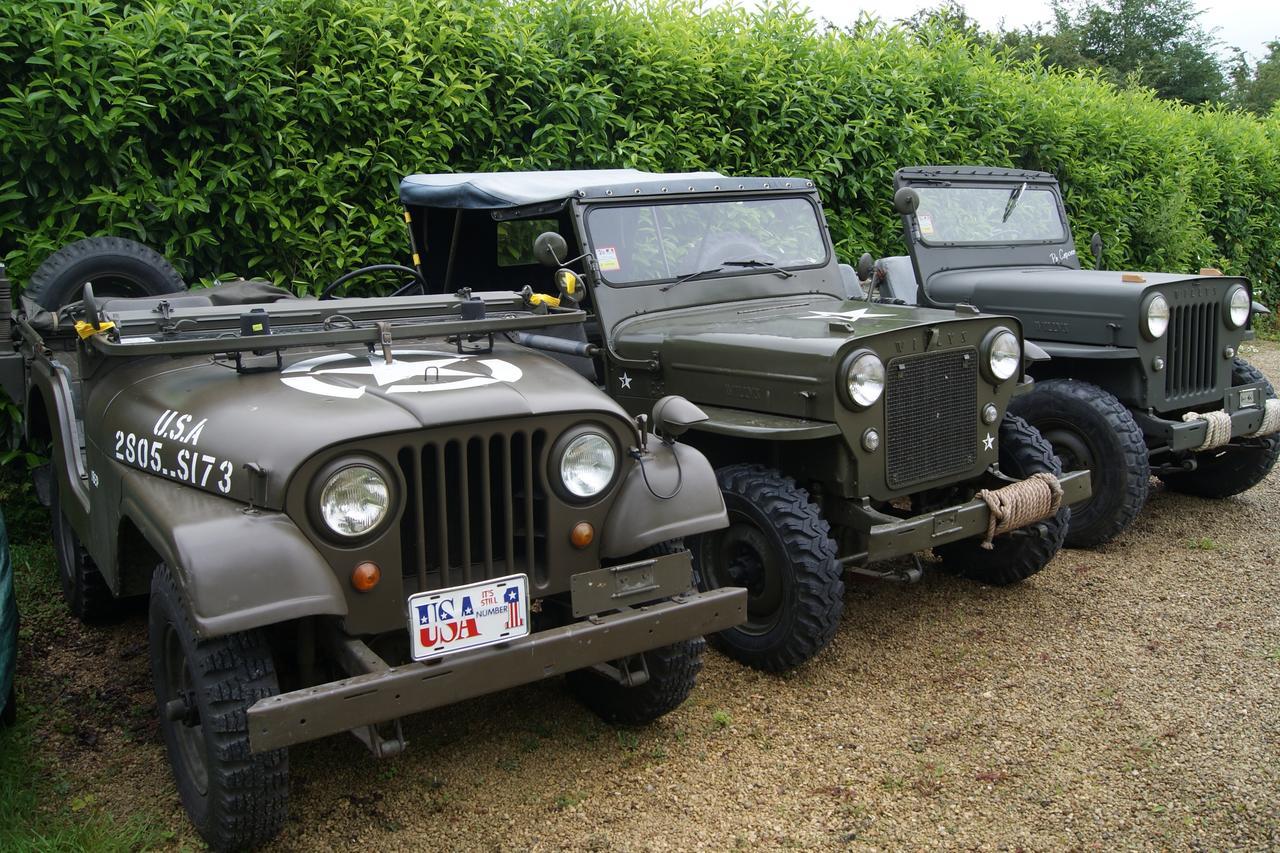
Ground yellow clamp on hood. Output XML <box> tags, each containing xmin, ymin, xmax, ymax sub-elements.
<box><xmin>74</xmin><ymin>320</ymin><xmax>116</xmax><ymax>339</ymax></box>
<box><xmin>528</xmin><ymin>293</ymin><xmax>561</xmax><ymax>308</ymax></box>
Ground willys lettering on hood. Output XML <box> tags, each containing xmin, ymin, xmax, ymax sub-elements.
<box><xmin>92</xmin><ymin>343</ymin><xmax>626</xmax><ymax>508</ymax></box>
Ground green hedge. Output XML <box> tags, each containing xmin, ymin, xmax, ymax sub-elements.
<box><xmin>1</xmin><ymin>0</ymin><xmax>1278</xmax><ymax>305</ymax></box>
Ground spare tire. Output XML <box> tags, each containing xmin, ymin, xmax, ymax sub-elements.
<box><xmin>24</xmin><ymin>236</ymin><xmax>186</xmax><ymax>312</ymax></box>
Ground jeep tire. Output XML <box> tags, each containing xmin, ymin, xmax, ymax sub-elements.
<box><xmin>691</xmin><ymin>464</ymin><xmax>843</xmax><ymax>672</ymax></box>
<box><xmin>25</xmin><ymin>236</ymin><xmax>186</xmax><ymax>311</ymax></box>
<box><xmin>935</xmin><ymin>414</ymin><xmax>1070</xmax><ymax>584</ymax></box>
<box><xmin>50</xmin><ymin>484</ymin><xmax>115</xmax><ymax>622</ymax></box>
<box><xmin>566</xmin><ymin>541</ymin><xmax>706</xmax><ymax>724</ymax></box>
<box><xmin>1008</xmin><ymin>378</ymin><xmax>1149</xmax><ymax>548</ymax></box>
<box><xmin>1160</xmin><ymin>358</ymin><xmax>1280</xmax><ymax>498</ymax></box>
<box><xmin>150</xmin><ymin>564</ymin><xmax>288</xmax><ymax>852</ymax></box>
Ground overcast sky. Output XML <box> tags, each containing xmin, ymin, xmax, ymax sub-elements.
<box><xmin>709</xmin><ymin>0</ymin><xmax>1280</xmax><ymax>63</ymax></box>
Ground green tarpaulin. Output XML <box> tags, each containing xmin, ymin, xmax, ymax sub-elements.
<box><xmin>0</xmin><ymin>510</ymin><xmax>15</xmax><ymax>716</ymax></box>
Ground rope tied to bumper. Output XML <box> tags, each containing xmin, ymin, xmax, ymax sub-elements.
<box><xmin>1182</xmin><ymin>409</ymin><xmax>1233</xmax><ymax>451</ymax></box>
<box><xmin>976</xmin><ymin>472</ymin><xmax>1064</xmax><ymax>550</ymax></box>
<box><xmin>1248</xmin><ymin>397</ymin><xmax>1280</xmax><ymax>438</ymax></box>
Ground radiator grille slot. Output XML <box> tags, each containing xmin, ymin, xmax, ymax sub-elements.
<box><xmin>399</xmin><ymin>429</ymin><xmax>548</xmax><ymax>591</ymax></box>
<box><xmin>1165</xmin><ymin>300</ymin><xmax>1220</xmax><ymax>401</ymax></box>
<box><xmin>885</xmin><ymin>349</ymin><xmax>978</xmax><ymax>490</ymax></box>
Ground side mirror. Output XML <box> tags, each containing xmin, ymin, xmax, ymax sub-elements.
<box><xmin>1090</xmin><ymin>232</ymin><xmax>1104</xmax><ymax>269</ymax></box>
<box><xmin>855</xmin><ymin>252</ymin><xmax>874</xmax><ymax>282</ymax></box>
<box><xmin>651</xmin><ymin>395</ymin><xmax>708</xmax><ymax>441</ymax></box>
<box><xmin>892</xmin><ymin>187</ymin><xmax>920</xmax><ymax>215</ymax></box>
<box><xmin>533</xmin><ymin>231</ymin><xmax>568</xmax><ymax>268</ymax></box>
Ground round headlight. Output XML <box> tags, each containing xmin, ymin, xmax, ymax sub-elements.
<box><xmin>1143</xmin><ymin>293</ymin><xmax>1170</xmax><ymax>339</ymax></box>
<box><xmin>844</xmin><ymin>352</ymin><xmax>885</xmax><ymax>408</ymax></box>
<box><xmin>987</xmin><ymin>328</ymin><xmax>1020</xmax><ymax>382</ymax></box>
<box><xmin>559</xmin><ymin>431</ymin><xmax>617</xmax><ymax>500</ymax></box>
<box><xmin>1226</xmin><ymin>285</ymin><xmax>1249</xmax><ymax>329</ymax></box>
<box><xmin>319</xmin><ymin>465</ymin><xmax>390</xmax><ymax>538</ymax></box>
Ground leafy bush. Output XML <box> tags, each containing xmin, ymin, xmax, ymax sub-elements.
<box><xmin>0</xmin><ymin>0</ymin><xmax>1277</xmax><ymax>307</ymax></box>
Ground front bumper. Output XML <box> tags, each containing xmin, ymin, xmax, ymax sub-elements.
<box><xmin>247</xmin><ymin>585</ymin><xmax>746</xmax><ymax>753</ymax></box>
<box><xmin>837</xmin><ymin>469</ymin><xmax>1092</xmax><ymax>564</ymax></box>
<box><xmin>1136</xmin><ymin>381</ymin><xmax>1272</xmax><ymax>452</ymax></box>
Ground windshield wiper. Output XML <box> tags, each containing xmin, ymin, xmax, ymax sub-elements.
<box><xmin>722</xmin><ymin>258</ymin><xmax>795</xmax><ymax>279</ymax></box>
<box><xmin>1001</xmin><ymin>182</ymin><xmax>1027</xmax><ymax>223</ymax></box>
<box><xmin>659</xmin><ymin>266</ymin><xmax>723</xmax><ymax>292</ymax></box>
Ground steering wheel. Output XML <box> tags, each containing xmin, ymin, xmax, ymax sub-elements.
<box><xmin>320</xmin><ymin>264</ymin><xmax>427</xmax><ymax>299</ymax></box>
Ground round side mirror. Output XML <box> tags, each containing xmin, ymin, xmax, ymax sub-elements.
<box><xmin>651</xmin><ymin>395</ymin><xmax>708</xmax><ymax>440</ymax></box>
<box><xmin>533</xmin><ymin>232</ymin><xmax>568</xmax><ymax>268</ymax></box>
<box><xmin>892</xmin><ymin>187</ymin><xmax>920</xmax><ymax>215</ymax></box>
<box><xmin>855</xmin><ymin>252</ymin><xmax>874</xmax><ymax>282</ymax></box>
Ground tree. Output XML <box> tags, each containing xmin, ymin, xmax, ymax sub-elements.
<box><xmin>1230</xmin><ymin>40</ymin><xmax>1280</xmax><ymax>114</ymax></box>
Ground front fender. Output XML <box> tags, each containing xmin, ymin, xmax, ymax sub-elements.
<box><xmin>119</xmin><ymin>469</ymin><xmax>347</xmax><ymax>639</ymax></box>
<box><xmin>600</xmin><ymin>442</ymin><xmax>727</xmax><ymax>558</ymax></box>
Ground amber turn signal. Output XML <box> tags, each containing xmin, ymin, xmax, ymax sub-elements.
<box><xmin>351</xmin><ymin>561</ymin><xmax>381</xmax><ymax>591</ymax></box>
<box><xmin>570</xmin><ymin>522</ymin><xmax>594</xmax><ymax>549</ymax></box>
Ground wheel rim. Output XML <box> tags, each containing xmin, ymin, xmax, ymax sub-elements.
<box><xmin>79</xmin><ymin>269</ymin><xmax>158</xmax><ymax>301</ymax></box>
<box><xmin>161</xmin><ymin>624</ymin><xmax>209</xmax><ymax>797</ymax></box>
<box><xmin>701</xmin><ymin>511</ymin><xmax>786</xmax><ymax>637</ymax></box>
<box><xmin>1038</xmin><ymin>418</ymin><xmax>1096</xmax><ymax>473</ymax></box>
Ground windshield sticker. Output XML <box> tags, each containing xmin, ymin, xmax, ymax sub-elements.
<box><xmin>595</xmin><ymin>246</ymin><xmax>620</xmax><ymax>272</ymax></box>
<box><xmin>917</xmin><ymin>212</ymin><xmax>935</xmax><ymax>236</ymax></box>
<box><xmin>281</xmin><ymin>351</ymin><xmax>523</xmax><ymax>399</ymax></box>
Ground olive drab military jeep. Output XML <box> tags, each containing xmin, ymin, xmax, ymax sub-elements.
<box><xmin>0</xmin><ymin>237</ymin><xmax>745</xmax><ymax>851</ymax></box>
<box><xmin>387</xmin><ymin>169</ymin><xmax>1092</xmax><ymax>674</ymax></box>
<box><xmin>870</xmin><ymin>166</ymin><xmax>1280</xmax><ymax>548</ymax></box>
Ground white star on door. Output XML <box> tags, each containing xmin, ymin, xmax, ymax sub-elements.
<box><xmin>982</xmin><ymin>432</ymin><xmax>995</xmax><ymax>451</ymax></box>
<box><xmin>618</xmin><ymin>372</ymin><xmax>633</xmax><ymax>390</ymax></box>
<box><xmin>803</xmin><ymin>308</ymin><xmax>895</xmax><ymax>323</ymax></box>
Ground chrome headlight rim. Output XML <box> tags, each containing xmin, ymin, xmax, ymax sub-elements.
<box><xmin>1141</xmin><ymin>292</ymin><xmax>1170</xmax><ymax>340</ymax></box>
<box><xmin>981</xmin><ymin>326</ymin><xmax>1021</xmax><ymax>384</ymax></box>
<box><xmin>1225</xmin><ymin>284</ymin><xmax>1250</xmax><ymax>329</ymax></box>
<box><xmin>839</xmin><ymin>349</ymin><xmax>885</xmax><ymax>409</ymax></box>
<box><xmin>310</xmin><ymin>456</ymin><xmax>396</xmax><ymax>543</ymax></box>
<box><xmin>549</xmin><ymin>424</ymin><xmax>620</xmax><ymax>504</ymax></box>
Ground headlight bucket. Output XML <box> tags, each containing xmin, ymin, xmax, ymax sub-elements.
<box><xmin>839</xmin><ymin>349</ymin><xmax>885</xmax><ymax>409</ymax></box>
<box><xmin>549</xmin><ymin>424</ymin><xmax>619</xmax><ymax>503</ymax></box>
<box><xmin>1141</xmin><ymin>292</ymin><xmax>1170</xmax><ymax>340</ymax></box>
<box><xmin>311</xmin><ymin>457</ymin><xmax>396</xmax><ymax>542</ymax></box>
<box><xmin>980</xmin><ymin>327</ymin><xmax>1021</xmax><ymax>383</ymax></box>
<box><xmin>1226</xmin><ymin>285</ymin><xmax>1249</xmax><ymax>329</ymax></box>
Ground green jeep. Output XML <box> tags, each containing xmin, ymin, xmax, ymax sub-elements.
<box><xmin>869</xmin><ymin>166</ymin><xmax>1279</xmax><ymax>547</ymax></box>
<box><xmin>0</xmin><ymin>237</ymin><xmax>744</xmax><ymax>850</ymax></box>
<box><xmin>387</xmin><ymin>169</ymin><xmax>1092</xmax><ymax>672</ymax></box>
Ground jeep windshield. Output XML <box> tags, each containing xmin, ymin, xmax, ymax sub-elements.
<box><xmin>912</xmin><ymin>185</ymin><xmax>1067</xmax><ymax>245</ymax></box>
<box><xmin>584</xmin><ymin>197</ymin><xmax>827</xmax><ymax>285</ymax></box>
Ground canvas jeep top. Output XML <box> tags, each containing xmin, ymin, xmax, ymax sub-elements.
<box><xmin>390</xmin><ymin>168</ymin><xmax>1092</xmax><ymax>673</ymax></box>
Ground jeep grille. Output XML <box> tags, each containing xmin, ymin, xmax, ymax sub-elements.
<box><xmin>885</xmin><ymin>349</ymin><xmax>978</xmax><ymax>490</ymax></box>
<box><xmin>1165</xmin><ymin>300</ymin><xmax>1221</xmax><ymax>402</ymax></box>
<box><xmin>397</xmin><ymin>429</ymin><xmax>548</xmax><ymax>592</ymax></box>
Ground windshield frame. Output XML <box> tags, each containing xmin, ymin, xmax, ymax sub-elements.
<box><xmin>909</xmin><ymin>183</ymin><xmax>1071</xmax><ymax>249</ymax></box>
<box><xmin>580</xmin><ymin>194</ymin><xmax>832</xmax><ymax>288</ymax></box>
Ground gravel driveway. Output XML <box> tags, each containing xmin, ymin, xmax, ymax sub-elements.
<box><xmin>17</xmin><ymin>343</ymin><xmax>1280</xmax><ymax>851</ymax></box>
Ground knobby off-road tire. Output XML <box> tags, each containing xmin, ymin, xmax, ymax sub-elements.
<box><xmin>691</xmin><ymin>464</ymin><xmax>843</xmax><ymax>672</ymax></box>
<box><xmin>25</xmin><ymin>236</ymin><xmax>185</xmax><ymax>311</ymax></box>
<box><xmin>149</xmin><ymin>564</ymin><xmax>288</xmax><ymax>852</ymax></box>
<box><xmin>566</xmin><ymin>541</ymin><xmax>707</xmax><ymax>725</ymax></box>
<box><xmin>1160</xmin><ymin>358</ymin><xmax>1280</xmax><ymax>498</ymax></box>
<box><xmin>50</xmin><ymin>484</ymin><xmax>115</xmax><ymax>622</ymax></box>
<box><xmin>1008</xmin><ymin>378</ymin><xmax>1148</xmax><ymax>548</ymax></box>
<box><xmin>935</xmin><ymin>415</ymin><xmax>1070</xmax><ymax>585</ymax></box>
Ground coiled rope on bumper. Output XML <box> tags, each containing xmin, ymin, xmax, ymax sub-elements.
<box><xmin>1249</xmin><ymin>397</ymin><xmax>1280</xmax><ymax>437</ymax></box>
<box><xmin>976</xmin><ymin>472</ymin><xmax>1064</xmax><ymax>550</ymax></box>
<box><xmin>1182</xmin><ymin>409</ymin><xmax>1233</xmax><ymax>451</ymax></box>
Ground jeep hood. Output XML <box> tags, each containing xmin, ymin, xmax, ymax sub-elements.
<box><xmin>92</xmin><ymin>342</ymin><xmax>627</xmax><ymax>507</ymax></box>
<box><xmin>927</xmin><ymin>267</ymin><xmax>1246</xmax><ymax>346</ymax></box>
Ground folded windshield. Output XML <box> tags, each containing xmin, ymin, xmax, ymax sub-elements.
<box><xmin>913</xmin><ymin>186</ymin><xmax>1067</xmax><ymax>245</ymax></box>
<box><xmin>585</xmin><ymin>197</ymin><xmax>827</xmax><ymax>285</ymax></box>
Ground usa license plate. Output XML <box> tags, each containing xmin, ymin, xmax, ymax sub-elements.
<box><xmin>407</xmin><ymin>574</ymin><xmax>529</xmax><ymax>662</ymax></box>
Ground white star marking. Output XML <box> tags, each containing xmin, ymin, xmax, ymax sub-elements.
<box><xmin>803</xmin><ymin>308</ymin><xmax>896</xmax><ymax>323</ymax></box>
<box><xmin>619</xmin><ymin>372</ymin><xmax>633</xmax><ymax>390</ymax></box>
<box><xmin>281</xmin><ymin>351</ymin><xmax>522</xmax><ymax>398</ymax></box>
<box><xmin>982</xmin><ymin>432</ymin><xmax>995</xmax><ymax>451</ymax></box>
